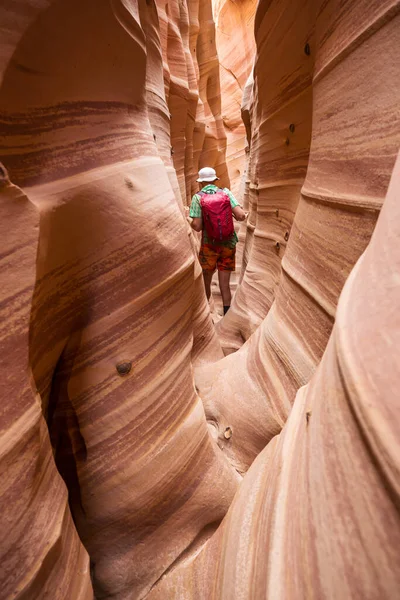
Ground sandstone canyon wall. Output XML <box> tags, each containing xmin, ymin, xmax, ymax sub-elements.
<box><xmin>0</xmin><ymin>2</ymin><xmax>236</xmax><ymax>598</ymax></box>
<box><xmin>208</xmin><ymin>0</ymin><xmax>257</xmax><ymax>306</ymax></box>
<box><xmin>205</xmin><ymin>0</ymin><xmax>400</xmax><ymax>472</ymax></box>
<box><xmin>1</xmin><ymin>1</ymin><xmax>399</xmax><ymax>600</ymax></box>
<box><xmin>149</xmin><ymin>150</ymin><xmax>400</xmax><ymax>599</ymax></box>
<box><xmin>157</xmin><ymin>0</ymin><xmax>229</xmax><ymax>204</ymax></box>
<box><xmin>0</xmin><ymin>165</ymin><xmax>92</xmax><ymax>599</ymax></box>
<box><xmin>212</xmin><ymin>0</ymin><xmax>257</xmax><ymax>197</ymax></box>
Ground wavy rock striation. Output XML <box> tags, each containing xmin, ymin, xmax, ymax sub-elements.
<box><xmin>200</xmin><ymin>0</ymin><xmax>400</xmax><ymax>473</ymax></box>
<box><xmin>0</xmin><ymin>167</ymin><xmax>92</xmax><ymax>599</ymax></box>
<box><xmin>148</xmin><ymin>150</ymin><xmax>400</xmax><ymax>599</ymax></box>
<box><xmin>0</xmin><ymin>0</ymin><xmax>399</xmax><ymax>599</ymax></box>
<box><xmin>0</xmin><ymin>1</ymin><xmax>235</xmax><ymax>598</ymax></box>
<box><xmin>212</xmin><ymin>0</ymin><xmax>257</xmax><ymax>198</ymax></box>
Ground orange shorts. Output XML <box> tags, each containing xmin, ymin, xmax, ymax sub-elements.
<box><xmin>199</xmin><ymin>243</ymin><xmax>236</xmax><ymax>272</ymax></box>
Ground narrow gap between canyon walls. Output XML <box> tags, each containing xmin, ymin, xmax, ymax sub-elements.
<box><xmin>0</xmin><ymin>1</ymin><xmax>399</xmax><ymax>600</ymax></box>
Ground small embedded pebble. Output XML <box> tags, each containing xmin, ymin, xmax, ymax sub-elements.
<box><xmin>224</xmin><ymin>426</ymin><xmax>233</xmax><ymax>439</ymax></box>
<box><xmin>116</xmin><ymin>362</ymin><xmax>132</xmax><ymax>376</ymax></box>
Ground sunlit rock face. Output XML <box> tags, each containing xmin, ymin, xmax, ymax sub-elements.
<box><xmin>146</xmin><ymin>0</ymin><xmax>400</xmax><ymax>591</ymax></box>
<box><xmin>208</xmin><ymin>0</ymin><xmax>257</xmax><ymax>308</ymax></box>
<box><xmin>1</xmin><ymin>0</ymin><xmax>399</xmax><ymax>599</ymax></box>
<box><xmin>212</xmin><ymin>0</ymin><xmax>257</xmax><ymax>198</ymax></box>
<box><xmin>205</xmin><ymin>0</ymin><xmax>400</xmax><ymax>472</ymax></box>
<box><xmin>157</xmin><ymin>0</ymin><xmax>229</xmax><ymax>204</ymax></box>
<box><xmin>0</xmin><ymin>2</ymin><xmax>236</xmax><ymax>599</ymax></box>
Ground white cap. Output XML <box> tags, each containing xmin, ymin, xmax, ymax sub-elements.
<box><xmin>197</xmin><ymin>167</ymin><xmax>219</xmax><ymax>182</ymax></box>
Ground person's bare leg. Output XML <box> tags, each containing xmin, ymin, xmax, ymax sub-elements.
<box><xmin>218</xmin><ymin>270</ymin><xmax>232</xmax><ymax>312</ymax></box>
<box><xmin>202</xmin><ymin>270</ymin><xmax>214</xmax><ymax>300</ymax></box>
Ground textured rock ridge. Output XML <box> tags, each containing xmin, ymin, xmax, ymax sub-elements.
<box><xmin>212</xmin><ymin>0</ymin><xmax>257</xmax><ymax>197</ymax></box>
<box><xmin>201</xmin><ymin>0</ymin><xmax>400</xmax><ymax>473</ymax></box>
<box><xmin>148</xmin><ymin>152</ymin><xmax>400</xmax><ymax>600</ymax></box>
<box><xmin>0</xmin><ymin>167</ymin><xmax>92</xmax><ymax>599</ymax></box>
<box><xmin>208</xmin><ymin>0</ymin><xmax>257</xmax><ymax>304</ymax></box>
<box><xmin>0</xmin><ymin>0</ymin><xmax>399</xmax><ymax>599</ymax></box>
<box><xmin>0</xmin><ymin>1</ymin><xmax>235</xmax><ymax>598</ymax></box>
<box><xmin>157</xmin><ymin>0</ymin><xmax>229</xmax><ymax>203</ymax></box>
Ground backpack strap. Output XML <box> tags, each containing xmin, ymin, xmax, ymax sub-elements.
<box><xmin>198</xmin><ymin>188</ymin><xmax>220</xmax><ymax>198</ymax></box>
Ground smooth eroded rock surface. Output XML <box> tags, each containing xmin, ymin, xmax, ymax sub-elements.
<box><xmin>1</xmin><ymin>0</ymin><xmax>399</xmax><ymax>598</ymax></box>
<box><xmin>147</xmin><ymin>148</ymin><xmax>400</xmax><ymax>600</ymax></box>
<box><xmin>200</xmin><ymin>0</ymin><xmax>400</xmax><ymax>472</ymax></box>
<box><xmin>0</xmin><ymin>169</ymin><xmax>92</xmax><ymax>599</ymax></box>
<box><xmin>0</xmin><ymin>2</ymin><xmax>236</xmax><ymax>598</ymax></box>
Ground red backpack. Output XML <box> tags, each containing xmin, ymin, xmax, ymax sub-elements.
<box><xmin>199</xmin><ymin>189</ymin><xmax>234</xmax><ymax>242</ymax></box>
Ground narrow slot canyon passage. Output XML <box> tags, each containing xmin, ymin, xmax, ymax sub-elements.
<box><xmin>0</xmin><ymin>1</ymin><xmax>399</xmax><ymax>600</ymax></box>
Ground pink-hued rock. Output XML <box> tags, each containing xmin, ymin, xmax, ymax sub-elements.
<box><xmin>207</xmin><ymin>0</ymin><xmax>257</xmax><ymax>309</ymax></box>
<box><xmin>1</xmin><ymin>0</ymin><xmax>399</xmax><ymax>598</ymax></box>
<box><xmin>0</xmin><ymin>2</ymin><xmax>234</xmax><ymax>598</ymax></box>
<box><xmin>200</xmin><ymin>0</ymin><xmax>400</xmax><ymax>472</ymax></box>
<box><xmin>158</xmin><ymin>0</ymin><xmax>229</xmax><ymax>204</ymax></box>
<box><xmin>147</xmin><ymin>148</ymin><xmax>400</xmax><ymax>600</ymax></box>
<box><xmin>0</xmin><ymin>167</ymin><xmax>92</xmax><ymax>599</ymax></box>
<box><xmin>213</xmin><ymin>0</ymin><xmax>257</xmax><ymax>198</ymax></box>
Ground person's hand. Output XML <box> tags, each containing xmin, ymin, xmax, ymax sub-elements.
<box><xmin>184</xmin><ymin>205</ymin><xmax>192</xmax><ymax>224</ymax></box>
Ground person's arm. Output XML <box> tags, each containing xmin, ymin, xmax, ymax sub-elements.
<box><xmin>225</xmin><ymin>188</ymin><xmax>248</xmax><ymax>221</ymax></box>
<box><xmin>232</xmin><ymin>205</ymin><xmax>248</xmax><ymax>221</ymax></box>
<box><xmin>191</xmin><ymin>217</ymin><xmax>202</xmax><ymax>232</ymax></box>
<box><xmin>188</xmin><ymin>194</ymin><xmax>203</xmax><ymax>232</ymax></box>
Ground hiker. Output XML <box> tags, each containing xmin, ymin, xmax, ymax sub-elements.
<box><xmin>188</xmin><ymin>167</ymin><xmax>247</xmax><ymax>315</ymax></box>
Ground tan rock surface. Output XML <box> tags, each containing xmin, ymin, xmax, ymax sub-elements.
<box><xmin>207</xmin><ymin>0</ymin><xmax>257</xmax><ymax>310</ymax></box>
<box><xmin>212</xmin><ymin>0</ymin><xmax>257</xmax><ymax>198</ymax></box>
<box><xmin>0</xmin><ymin>1</ymin><xmax>235</xmax><ymax>598</ymax></box>
<box><xmin>200</xmin><ymin>0</ymin><xmax>400</xmax><ymax>472</ymax></box>
<box><xmin>158</xmin><ymin>0</ymin><xmax>229</xmax><ymax>204</ymax></box>
<box><xmin>0</xmin><ymin>167</ymin><xmax>92</xmax><ymax>599</ymax></box>
<box><xmin>1</xmin><ymin>0</ymin><xmax>399</xmax><ymax>598</ymax></box>
<box><xmin>148</xmin><ymin>152</ymin><xmax>400</xmax><ymax>599</ymax></box>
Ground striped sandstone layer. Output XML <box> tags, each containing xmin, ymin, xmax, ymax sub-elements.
<box><xmin>208</xmin><ymin>0</ymin><xmax>257</xmax><ymax>309</ymax></box>
<box><xmin>0</xmin><ymin>1</ymin><xmax>236</xmax><ymax>598</ymax></box>
<box><xmin>157</xmin><ymin>0</ymin><xmax>229</xmax><ymax>204</ymax></box>
<box><xmin>1</xmin><ymin>0</ymin><xmax>399</xmax><ymax>599</ymax></box>
<box><xmin>200</xmin><ymin>0</ymin><xmax>400</xmax><ymax>474</ymax></box>
<box><xmin>148</xmin><ymin>151</ymin><xmax>400</xmax><ymax>598</ymax></box>
<box><xmin>0</xmin><ymin>166</ymin><xmax>92</xmax><ymax>599</ymax></box>
<box><xmin>212</xmin><ymin>0</ymin><xmax>257</xmax><ymax>198</ymax></box>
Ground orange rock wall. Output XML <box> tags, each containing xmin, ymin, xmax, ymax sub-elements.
<box><xmin>207</xmin><ymin>0</ymin><xmax>257</xmax><ymax>309</ymax></box>
<box><xmin>0</xmin><ymin>1</ymin><xmax>234</xmax><ymax>598</ymax></box>
<box><xmin>148</xmin><ymin>148</ymin><xmax>400</xmax><ymax>599</ymax></box>
<box><xmin>1</xmin><ymin>0</ymin><xmax>399</xmax><ymax>599</ymax></box>
<box><xmin>212</xmin><ymin>0</ymin><xmax>257</xmax><ymax>197</ymax></box>
<box><xmin>0</xmin><ymin>167</ymin><xmax>92</xmax><ymax>599</ymax></box>
<box><xmin>204</xmin><ymin>0</ymin><xmax>400</xmax><ymax>473</ymax></box>
<box><xmin>157</xmin><ymin>0</ymin><xmax>229</xmax><ymax>203</ymax></box>
<box><xmin>147</xmin><ymin>0</ymin><xmax>400</xmax><ymax>590</ymax></box>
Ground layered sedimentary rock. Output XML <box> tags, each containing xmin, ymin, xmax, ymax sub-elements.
<box><xmin>0</xmin><ymin>1</ymin><xmax>235</xmax><ymax>598</ymax></box>
<box><xmin>148</xmin><ymin>151</ymin><xmax>400</xmax><ymax>599</ymax></box>
<box><xmin>217</xmin><ymin>0</ymin><xmax>315</xmax><ymax>347</ymax></box>
<box><xmin>1</xmin><ymin>0</ymin><xmax>399</xmax><ymax>599</ymax></box>
<box><xmin>0</xmin><ymin>166</ymin><xmax>92</xmax><ymax>599</ymax></box>
<box><xmin>208</xmin><ymin>0</ymin><xmax>257</xmax><ymax>308</ymax></box>
<box><xmin>212</xmin><ymin>0</ymin><xmax>257</xmax><ymax>197</ymax></box>
<box><xmin>201</xmin><ymin>0</ymin><xmax>400</xmax><ymax>473</ymax></box>
<box><xmin>158</xmin><ymin>0</ymin><xmax>229</xmax><ymax>204</ymax></box>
